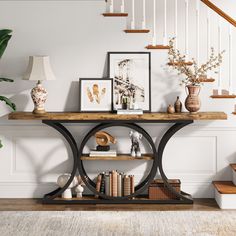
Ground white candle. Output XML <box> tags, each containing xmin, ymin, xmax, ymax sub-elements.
<box><xmin>218</xmin><ymin>18</ymin><xmax>222</xmax><ymax>94</ymax></box>
<box><xmin>131</xmin><ymin>0</ymin><xmax>135</xmax><ymax>29</ymax></box>
<box><xmin>142</xmin><ymin>0</ymin><xmax>146</xmax><ymax>29</ymax></box>
<box><xmin>152</xmin><ymin>0</ymin><xmax>156</xmax><ymax>46</ymax></box>
<box><xmin>229</xmin><ymin>25</ymin><xmax>233</xmax><ymax>93</ymax></box>
<box><xmin>163</xmin><ymin>0</ymin><xmax>167</xmax><ymax>45</ymax></box>
<box><xmin>175</xmin><ymin>0</ymin><xmax>178</xmax><ymax>48</ymax></box>
<box><xmin>121</xmin><ymin>0</ymin><xmax>125</xmax><ymax>13</ymax></box>
<box><xmin>185</xmin><ymin>0</ymin><xmax>189</xmax><ymax>61</ymax></box>
<box><xmin>110</xmin><ymin>0</ymin><xmax>114</xmax><ymax>13</ymax></box>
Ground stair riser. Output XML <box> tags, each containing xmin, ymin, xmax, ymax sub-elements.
<box><xmin>232</xmin><ymin>170</ymin><xmax>236</xmax><ymax>186</ymax></box>
<box><xmin>215</xmin><ymin>190</ymin><xmax>236</xmax><ymax>209</ymax></box>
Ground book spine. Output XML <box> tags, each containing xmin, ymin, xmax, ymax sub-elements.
<box><xmin>105</xmin><ymin>174</ymin><xmax>110</xmax><ymax>196</ymax></box>
<box><xmin>130</xmin><ymin>175</ymin><xmax>135</xmax><ymax>199</ymax></box>
<box><xmin>121</xmin><ymin>172</ymin><xmax>124</xmax><ymax>197</ymax></box>
<box><xmin>112</xmin><ymin>170</ymin><xmax>118</xmax><ymax>197</ymax></box>
<box><xmin>109</xmin><ymin>172</ymin><xmax>112</xmax><ymax>196</ymax></box>
<box><xmin>124</xmin><ymin>175</ymin><xmax>131</xmax><ymax>196</ymax></box>
<box><xmin>100</xmin><ymin>172</ymin><xmax>105</xmax><ymax>194</ymax></box>
<box><xmin>117</xmin><ymin>173</ymin><xmax>122</xmax><ymax>197</ymax></box>
<box><xmin>95</xmin><ymin>174</ymin><xmax>102</xmax><ymax>198</ymax></box>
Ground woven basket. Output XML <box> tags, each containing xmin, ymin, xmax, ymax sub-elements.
<box><xmin>148</xmin><ymin>179</ymin><xmax>181</xmax><ymax>200</ymax></box>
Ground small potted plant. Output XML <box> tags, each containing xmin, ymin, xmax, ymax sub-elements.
<box><xmin>167</xmin><ymin>38</ymin><xmax>224</xmax><ymax>113</ymax></box>
<box><xmin>0</xmin><ymin>29</ymin><xmax>16</xmax><ymax>148</ymax></box>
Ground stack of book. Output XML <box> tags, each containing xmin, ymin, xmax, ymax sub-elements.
<box><xmin>117</xmin><ymin>109</ymin><xmax>143</xmax><ymax>115</ymax></box>
<box><xmin>95</xmin><ymin>170</ymin><xmax>135</xmax><ymax>197</ymax></box>
<box><xmin>89</xmin><ymin>150</ymin><xmax>117</xmax><ymax>157</ymax></box>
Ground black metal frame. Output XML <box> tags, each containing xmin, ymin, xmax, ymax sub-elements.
<box><xmin>107</xmin><ymin>51</ymin><xmax>151</xmax><ymax>113</ymax></box>
<box><xmin>42</xmin><ymin>119</ymin><xmax>194</xmax><ymax>205</ymax></box>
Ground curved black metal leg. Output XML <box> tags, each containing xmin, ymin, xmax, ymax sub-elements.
<box><xmin>157</xmin><ymin>121</ymin><xmax>194</xmax><ymax>203</ymax></box>
<box><xmin>42</xmin><ymin>121</ymin><xmax>79</xmax><ymax>200</ymax></box>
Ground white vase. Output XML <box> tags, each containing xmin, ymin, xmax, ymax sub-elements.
<box><xmin>75</xmin><ymin>185</ymin><xmax>84</xmax><ymax>198</ymax></box>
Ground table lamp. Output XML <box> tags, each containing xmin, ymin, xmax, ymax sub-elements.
<box><xmin>23</xmin><ymin>56</ymin><xmax>56</xmax><ymax>114</ymax></box>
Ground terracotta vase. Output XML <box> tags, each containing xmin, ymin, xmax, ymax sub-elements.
<box><xmin>185</xmin><ymin>85</ymin><xmax>201</xmax><ymax>113</ymax></box>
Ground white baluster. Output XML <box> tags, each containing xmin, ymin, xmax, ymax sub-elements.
<box><xmin>121</xmin><ymin>0</ymin><xmax>125</xmax><ymax>13</ymax></box>
<box><xmin>163</xmin><ymin>0</ymin><xmax>167</xmax><ymax>45</ymax></box>
<box><xmin>196</xmin><ymin>0</ymin><xmax>200</xmax><ymax>65</ymax></box>
<box><xmin>142</xmin><ymin>0</ymin><xmax>146</xmax><ymax>29</ymax></box>
<box><xmin>218</xmin><ymin>18</ymin><xmax>222</xmax><ymax>95</ymax></box>
<box><xmin>131</xmin><ymin>0</ymin><xmax>135</xmax><ymax>29</ymax></box>
<box><xmin>229</xmin><ymin>25</ymin><xmax>233</xmax><ymax>94</ymax></box>
<box><xmin>110</xmin><ymin>0</ymin><xmax>114</xmax><ymax>13</ymax></box>
<box><xmin>207</xmin><ymin>9</ymin><xmax>211</xmax><ymax>59</ymax></box>
<box><xmin>152</xmin><ymin>0</ymin><xmax>156</xmax><ymax>46</ymax></box>
<box><xmin>175</xmin><ymin>0</ymin><xmax>178</xmax><ymax>48</ymax></box>
<box><xmin>207</xmin><ymin>9</ymin><xmax>211</xmax><ymax>78</ymax></box>
<box><xmin>185</xmin><ymin>0</ymin><xmax>189</xmax><ymax>61</ymax></box>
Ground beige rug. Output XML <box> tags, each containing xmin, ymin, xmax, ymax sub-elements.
<box><xmin>0</xmin><ymin>211</ymin><xmax>236</xmax><ymax>236</ymax></box>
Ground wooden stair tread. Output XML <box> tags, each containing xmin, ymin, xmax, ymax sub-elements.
<box><xmin>199</xmin><ymin>78</ymin><xmax>215</xmax><ymax>83</ymax></box>
<box><xmin>230</xmin><ymin>164</ymin><xmax>236</xmax><ymax>171</ymax></box>
<box><xmin>103</xmin><ymin>13</ymin><xmax>128</xmax><ymax>17</ymax></box>
<box><xmin>124</xmin><ymin>29</ymin><xmax>150</xmax><ymax>33</ymax></box>
<box><xmin>146</xmin><ymin>45</ymin><xmax>170</xmax><ymax>50</ymax></box>
<box><xmin>168</xmin><ymin>61</ymin><xmax>193</xmax><ymax>66</ymax></box>
<box><xmin>211</xmin><ymin>95</ymin><xmax>236</xmax><ymax>99</ymax></box>
<box><xmin>213</xmin><ymin>181</ymin><xmax>236</xmax><ymax>194</ymax></box>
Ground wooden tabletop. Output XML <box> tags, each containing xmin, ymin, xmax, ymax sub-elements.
<box><xmin>8</xmin><ymin>112</ymin><xmax>227</xmax><ymax>121</ymax></box>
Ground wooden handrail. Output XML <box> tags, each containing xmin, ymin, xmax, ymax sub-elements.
<box><xmin>201</xmin><ymin>0</ymin><xmax>236</xmax><ymax>27</ymax></box>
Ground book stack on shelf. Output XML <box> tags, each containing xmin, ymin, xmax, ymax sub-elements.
<box><xmin>89</xmin><ymin>150</ymin><xmax>117</xmax><ymax>157</ymax></box>
<box><xmin>95</xmin><ymin>170</ymin><xmax>135</xmax><ymax>197</ymax></box>
<box><xmin>117</xmin><ymin>109</ymin><xmax>143</xmax><ymax>115</ymax></box>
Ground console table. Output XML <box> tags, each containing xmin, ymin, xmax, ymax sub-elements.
<box><xmin>9</xmin><ymin>112</ymin><xmax>227</xmax><ymax>205</ymax></box>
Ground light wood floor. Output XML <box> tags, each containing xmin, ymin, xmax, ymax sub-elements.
<box><xmin>0</xmin><ymin>199</ymin><xmax>222</xmax><ymax>211</ymax></box>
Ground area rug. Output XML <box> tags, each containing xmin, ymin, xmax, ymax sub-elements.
<box><xmin>0</xmin><ymin>211</ymin><xmax>236</xmax><ymax>236</ymax></box>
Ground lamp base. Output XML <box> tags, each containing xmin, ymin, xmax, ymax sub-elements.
<box><xmin>31</xmin><ymin>81</ymin><xmax>48</xmax><ymax>114</ymax></box>
<box><xmin>33</xmin><ymin>108</ymin><xmax>46</xmax><ymax>114</ymax></box>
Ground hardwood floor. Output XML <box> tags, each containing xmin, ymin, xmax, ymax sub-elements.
<box><xmin>0</xmin><ymin>199</ymin><xmax>221</xmax><ymax>211</ymax></box>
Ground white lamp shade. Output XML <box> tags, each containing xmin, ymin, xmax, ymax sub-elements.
<box><xmin>23</xmin><ymin>56</ymin><xmax>56</xmax><ymax>81</ymax></box>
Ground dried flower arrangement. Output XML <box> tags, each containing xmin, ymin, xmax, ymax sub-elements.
<box><xmin>168</xmin><ymin>38</ymin><xmax>225</xmax><ymax>86</ymax></box>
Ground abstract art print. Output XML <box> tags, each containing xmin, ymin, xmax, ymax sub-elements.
<box><xmin>79</xmin><ymin>78</ymin><xmax>113</xmax><ymax>112</ymax></box>
<box><xmin>108</xmin><ymin>52</ymin><xmax>151</xmax><ymax>112</ymax></box>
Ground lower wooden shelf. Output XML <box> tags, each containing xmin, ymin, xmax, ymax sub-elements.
<box><xmin>43</xmin><ymin>195</ymin><xmax>192</xmax><ymax>205</ymax></box>
<box><xmin>81</xmin><ymin>154</ymin><xmax>154</xmax><ymax>161</ymax></box>
<box><xmin>103</xmin><ymin>13</ymin><xmax>128</xmax><ymax>17</ymax></box>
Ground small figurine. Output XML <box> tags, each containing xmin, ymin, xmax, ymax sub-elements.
<box><xmin>174</xmin><ymin>96</ymin><xmax>182</xmax><ymax>113</ymax></box>
<box><xmin>130</xmin><ymin>131</ymin><xmax>142</xmax><ymax>157</ymax></box>
<box><xmin>167</xmin><ymin>105</ymin><xmax>175</xmax><ymax>114</ymax></box>
<box><xmin>75</xmin><ymin>176</ymin><xmax>85</xmax><ymax>198</ymax></box>
<box><xmin>57</xmin><ymin>173</ymin><xmax>78</xmax><ymax>199</ymax></box>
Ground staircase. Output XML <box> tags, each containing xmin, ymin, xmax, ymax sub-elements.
<box><xmin>103</xmin><ymin>0</ymin><xmax>236</xmax><ymax>112</ymax></box>
<box><xmin>213</xmin><ymin>164</ymin><xmax>236</xmax><ymax>209</ymax></box>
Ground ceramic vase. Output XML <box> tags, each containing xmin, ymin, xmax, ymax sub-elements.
<box><xmin>185</xmin><ymin>85</ymin><xmax>201</xmax><ymax>113</ymax></box>
<box><xmin>174</xmin><ymin>96</ymin><xmax>182</xmax><ymax>113</ymax></box>
<box><xmin>31</xmin><ymin>81</ymin><xmax>47</xmax><ymax>114</ymax></box>
<box><xmin>167</xmin><ymin>105</ymin><xmax>175</xmax><ymax>114</ymax></box>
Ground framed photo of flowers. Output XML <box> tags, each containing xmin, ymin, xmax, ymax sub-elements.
<box><xmin>79</xmin><ymin>78</ymin><xmax>113</xmax><ymax>112</ymax></box>
<box><xmin>108</xmin><ymin>52</ymin><xmax>151</xmax><ymax>112</ymax></box>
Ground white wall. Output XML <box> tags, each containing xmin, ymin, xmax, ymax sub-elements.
<box><xmin>0</xmin><ymin>0</ymin><xmax>236</xmax><ymax>198</ymax></box>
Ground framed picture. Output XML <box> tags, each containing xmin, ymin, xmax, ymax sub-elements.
<box><xmin>108</xmin><ymin>52</ymin><xmax>151</xmax><ymax>112</ymax></box>
<box><xmin>79</xmin><ymin>78</ymin><xmax>113</xmax><ymax>112</ymax></box>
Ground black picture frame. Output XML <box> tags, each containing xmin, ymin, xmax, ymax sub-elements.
<box><xmin>79</xmin><ymin>78</ymin><xmax>113</xmax><ymax>113</ymax></box>
<box><xmin>108</xmin><ymin>52</ymin><xmax>151</xmax><ymax>112</ymax></box>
